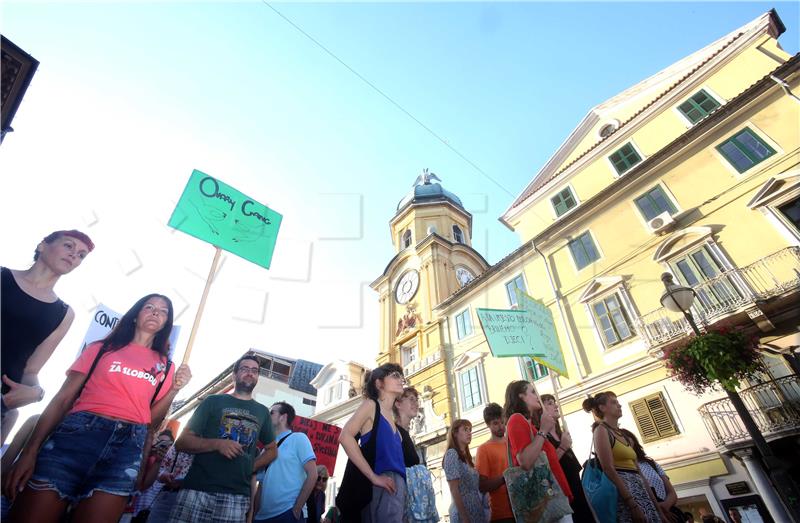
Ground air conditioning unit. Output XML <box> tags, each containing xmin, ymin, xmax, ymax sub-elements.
<box><xmin>647</xmin><ymin>211</ymin><xmax>676</xmax><ymax>234</ymax></box>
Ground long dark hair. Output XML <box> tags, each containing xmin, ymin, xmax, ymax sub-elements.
<box><xmin>363</xmin><ymin>363</ymin><xmax>403</xmax><ymax>400</ymax></box>
<box><xmin>503</xmin><ymin>380</ymin><xmax>532</xmax><ymax>422</ymax></box>
<box><xmin>447</xmin><ymin>419</ymin><xmax>474</xmax><ymax>467</ymax></box>
<box><xmin>620</xmin><ymin>428</ymin><xmax>658</xmax><ymax>470</ymax></box>
<box><xmin>540</xmin><ymin>393</ymin><xmax>563</xmax><ymax>438</ymax></box>
<box><xmin>98</xmin><ymin>294</ymin><xmax>174</xmax><ymax>358</ymax></box>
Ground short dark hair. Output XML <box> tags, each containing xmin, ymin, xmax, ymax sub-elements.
<box><xmin>272</xmin><ymin>401</ymin><xmax>296</xmax><ymax>426</ymax></box>
<box><xmin>363</xmin><ymin>363</ymin><xmax>403</xmax><ymax>400</ymax></box>
<box><xmin>234</xmin><ymin>354</ymin><xmax>260</xmax><ymax>373</ymax></box>
<box><xmin>483</xmin><ymin>403</ymin><xmax>503</xmax><ymax>426</ymax></box>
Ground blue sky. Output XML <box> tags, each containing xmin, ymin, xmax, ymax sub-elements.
<box><xmin>2</xmin><ymin>1</ymin><xmax>798</xmax><ymax>421</ymax></box>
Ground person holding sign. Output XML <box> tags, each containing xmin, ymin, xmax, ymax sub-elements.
<box><xmin>3</xmin><ymin>293</ymin><xmax>191</xmax><ymax>523</ymax></box>
<box><xmin>1</xmin><ymin>230</ymin><xmax>94</xmax><ymax>443</ymax></box>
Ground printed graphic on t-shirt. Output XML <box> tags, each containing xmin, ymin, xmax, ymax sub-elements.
<box><xmin>107</xmin><ymin>359</ymin><xmax>166</xmax><ymax>387</ymax></box>
<box><xmin>218</xmin><ymin>408</ymin><xmax>261</xmax><ymax>451</ymax></box>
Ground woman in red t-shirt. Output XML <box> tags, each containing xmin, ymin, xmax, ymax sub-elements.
<box><xmin>4</xmin><ymin>294</ymin><xmax>192</xmax><ymax>523</ymax></box>
<box><xmin>503</xmin><ymin>380</ymin><xmax>574</xmax><ymax>518</ymax></box>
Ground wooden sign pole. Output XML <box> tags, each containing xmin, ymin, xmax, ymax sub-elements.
<box><xmin>548</xmin><ymin>371</ymin><xmax>569</xmax><ymax>433</ymax></box>
<box><xmin>181</xmin><ymin>246</ymin><xmax>222</xmax><ymax>365</ymax></box>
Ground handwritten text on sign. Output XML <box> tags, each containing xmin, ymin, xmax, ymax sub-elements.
<box><xmin>476</xmin><ymin>308</ymin><xmax>544</xmax><ymax>357</ymax></box>
<box><xmin>291</xmin><ymin>415</ymin><xmax>342</xmax><ymax>476</ymax></box>
<box><xmin>168</xmin><ymin>170</ymin><xmax>283</xmax><ymax>269</ymax></box>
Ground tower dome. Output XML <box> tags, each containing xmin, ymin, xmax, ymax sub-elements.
<box><xmin>396</xmin><ymin>169</ymin><xmax>464</xmax><ymax>214</ymax></box>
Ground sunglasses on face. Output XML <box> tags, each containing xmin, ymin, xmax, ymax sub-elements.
<box><xmin>386</xmin><ymin>371</ymin><xmax>407</xmax><ymax>384</ymax></box>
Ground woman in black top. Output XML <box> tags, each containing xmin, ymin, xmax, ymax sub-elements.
<box><xmin>541</xmin><ymin>394</ymin><xmax>596</xmax><ymax>522</ymax></box>
<box><xmin>1</xmin><ymin>230</ymin><xmax>94</xmax><ymax>443</ymax></box>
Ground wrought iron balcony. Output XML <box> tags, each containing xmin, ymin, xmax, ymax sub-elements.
<box><xmin>637</xmin><ymin>247</ymin><xmax>800</xmax><ymax>348</ymax></box>
<box><xmin>698</xmin><ymin>376</ymin><xmax>800</xmax><ymax>448</ymax></box>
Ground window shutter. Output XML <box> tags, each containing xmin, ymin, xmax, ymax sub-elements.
<box><xmin>630</xmin><ymin>392</ymin><xmax>679</xmax><ymax>443</ymax></box>
<box><xmin>647</xmin><ymin>393</ymin><xmax>680</xmax><ymax>438</ymax></box>
<box><xmin>630</xmin><ymin>398</ymin><xmax>659</xmax><ymax>442</ymax></box>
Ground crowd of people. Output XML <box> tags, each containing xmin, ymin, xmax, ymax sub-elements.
<box><xmin>0</xmin><ymin>232</ymin><xmax>711</xmax><ymax>523</ymax></box>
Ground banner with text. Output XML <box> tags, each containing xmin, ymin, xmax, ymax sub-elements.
<box><xmin>515</xmin><ymin>289</ymin><xmax>568</xmax><ymax>377</ymax></box>
<box><xmin>291</xmin><ymin>415</ymin><xmax>342</xmax><ymax>476</ymax></box>
<box><xmin>79</xmin><ymin>303</ymin><xmax>181</xmax><ymax>359</ymax></box>
<box><xmin>476</xmin><ymin>308</ymin><xmax>543</xmax><ymax>358</ymax></box>
<box><xmin>168</xmin><ymin>169</ymin><xmax>283</xmax><ymax>269</ymax></box>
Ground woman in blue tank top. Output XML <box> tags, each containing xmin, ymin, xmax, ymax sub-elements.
<box><xmin>337</xmin><ymin>363</ymin><xmax>407</xmax><ymax>522</ymax></box>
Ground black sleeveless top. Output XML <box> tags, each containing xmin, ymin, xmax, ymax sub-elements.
<box><xmin>1</xmin><ymin>267</ymin><xmax>68</xmax><ymax>394</ymax></box>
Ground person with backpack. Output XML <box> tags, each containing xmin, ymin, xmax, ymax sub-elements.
<box><xmin>254</xmin><ymin>401</ymin><xmax>318</xmax><ymax>523</ymax></box>
<box><xmin>3</xmin><ymin>293</ymin><xmax>191</xmax><ymax>523</ymax></box>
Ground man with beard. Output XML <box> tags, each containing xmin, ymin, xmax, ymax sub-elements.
<box><xmin>475</xmin><ymin>403</ymin><xmax>514</xmax><ymax>523</ymax></box>
<box><xmin>170</xmin><ymin>354</ymin><xmax>277</xmax><ymax>523</ymax></box>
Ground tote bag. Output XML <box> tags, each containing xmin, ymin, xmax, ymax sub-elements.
<box><xmin>503</xmin><ymin>418</ymin><xmax>573</xmax><ymax>523</ymax></box>
<box><xmin>580</xmin><ymin>433</ymin><xmax>617</xmax><ymax>523</ymax></box>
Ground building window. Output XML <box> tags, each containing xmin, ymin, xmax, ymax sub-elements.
<box><xmin>669</xmin><ymin>245</ymin><xmax>740</xmax><ymax>312</ymax></box>
<box><xmin>302</xmin><ymin>397</ymin><xmax>316</xmax><ymax>406</ymax></box>
<box><xmin>778</xmin><ymin>197</ymin><xmax>800</xmax><ymax>232</ymax></box>
<box><xmin>599</xmin><ymin>122</ymin><xmax>618</xmax><ymax>138</ymax></box>
<box><xmin>591</xmin><ymin>293</ymin><xmax>635</xmax><ymax>347</ymax></box>
<box><xmin>609</xmin><ymin>143</ymin><xmax>642</xmax><ymax>175</ymax></box>
<box><xmin>635</xmin><ymin>186</ymin><xmax>678</xmax><ymax>221</ymax></box>
<box><xmin>459</xmin><ymin>365</ymin><xmax>483</xmax><ymax>411</ymax></box>
<box><xmin>568</xmin><ymin>232</ymin><xmax>600</xmax><ymax>270</ymax></box>
<box><xmin>677</xmin><ymin>89</ymin><xmax>720</xmax><ymax>124</ymax></box>
<box><xmin>401</xmin><ymin>344</ymin><xmax>417</xmax><ymax>367</ymax></box>
<box><xmin>551</xmin><ymin>187</ymin><xmax>577</xmax><ymax>217</ymax></box>
<box><xmin>402</xmin><ymin>229</ymin><xmax>412</xmax><ymax>248</ymax></box>
<box><xmin>521</xmin><ymin>357</ymin><xmax>549</xmax><ymax>381</ymax></box>
<box><xmin>505</xmin><ymin>274</ymin><xmax>527</xmax><ymax>307</ymax></box>
<box><xmin>717</xmin><ymin>128</ymin><xmax>776</xmax><ymax>173</ymax></box>
<box><xmin>629</xmin><ymin>392</ymin><xmax>680</xmax><ymax>443</ymax></box>
<box><xmin>453</xmin><ymin>225</ymin><xmax>465</xmax><ymax>244</ymax></box>
<box><xmin>455</xmin><ymin>308</ymin><xmax>473</xmax><ymax>340</ymax></box>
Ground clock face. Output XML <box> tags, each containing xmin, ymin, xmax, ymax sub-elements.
<box><xmin>395</xmin><ymin>269</ymin><xmax>420</xmax><ymax>304</ymax></box>
<box><xmin>456</xmin><ymin>267</ymin><xmax>475</xmax><ymax>287</ymax></box>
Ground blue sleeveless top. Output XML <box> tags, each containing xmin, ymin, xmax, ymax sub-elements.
<box><xmin>360</xmin><ymin>414</ymin><xmax>406</xmax><ymax>479</ymax></box>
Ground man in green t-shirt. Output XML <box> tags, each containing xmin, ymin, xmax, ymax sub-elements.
<box><xmin>170</xmin><ymin>354</ymin><xmax>277</xmax><ymax>523</ymax></box>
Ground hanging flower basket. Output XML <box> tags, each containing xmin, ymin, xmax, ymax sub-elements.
<box><xmin>662</xmin><ymin>328</ymin><xmax>764</xmax><ymax>394</ymax></box>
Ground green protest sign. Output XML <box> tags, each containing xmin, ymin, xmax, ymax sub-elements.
<box><xmin>515</xmin><ymin>289</ymin><xmax>569</xmax><ymax>377</ymax></box>
<box><xmin>476</xmin><ymin>308</ymin><xmax>544</xmax><ymax>358</ymax></box>
<box><xmin>168</xmin><ymin>170</ymin><xmax>283</xmax><ymax>269</ymax></box>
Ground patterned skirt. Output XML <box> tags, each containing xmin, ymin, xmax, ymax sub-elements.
<box><xmin>616</xmin><ymin>470</ymin><xmax>661</xmax><ymax>523</ymax></box>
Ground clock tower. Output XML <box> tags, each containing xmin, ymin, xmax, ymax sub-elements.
<box><xmin>370</xmin><ymin>169</ymin><xmax>489</xmax><ymax>426</ymax></box>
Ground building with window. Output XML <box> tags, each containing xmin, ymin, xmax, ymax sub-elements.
<box><xmin>370</xmin><ymin>10</ymin><xmax>799</xmax><ymax>521</ymax></box>
<box><xmin>169</xmin><ymin>350</ymin><xmax>323</xmax><ymax>431</ymax></box>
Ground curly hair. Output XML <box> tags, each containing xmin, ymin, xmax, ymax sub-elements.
<box><xmin>363</xmin><ymin>363</ymin><xmax>403</xmax><ymax>400</ymax></box>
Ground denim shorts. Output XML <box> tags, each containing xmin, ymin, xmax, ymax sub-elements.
<box><xmin>29</xmin><ymin>411</ymin><xmax>147</xmax><ymax>503</ymax></box>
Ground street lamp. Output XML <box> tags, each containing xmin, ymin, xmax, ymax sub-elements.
<box><xmin>659</xmin><ymin>273</ymin><xmax>702</xmax><ymax>335</ymax></box>
<box><xmin>659</xmin><ymin>272</ymin><xmax>800</xmax><ymax>520</ymax></box>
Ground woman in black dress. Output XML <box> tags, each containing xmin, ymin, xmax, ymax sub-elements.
<box><xmin>541</xmin><ymin>394</ymin><xmax>596</xmax><ymax>522</ymax></box>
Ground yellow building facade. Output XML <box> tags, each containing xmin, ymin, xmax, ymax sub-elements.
<box><xmin>372</xmin><ymin>10</ymin><xmax>799</xmax><ymax>521</ymax></box>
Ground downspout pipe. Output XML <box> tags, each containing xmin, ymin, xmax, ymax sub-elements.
<box><xmin>770</xmin><ymin>74</ymin><xmax>800</xmax><ymax>104</ymax></box>
<box><xmin>534</xmin><ymin>241</ymin><xmax>588</xmax><ymax>379</ymax></box>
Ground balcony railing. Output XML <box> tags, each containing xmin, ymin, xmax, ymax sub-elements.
<box><xmin>637</xmin><ymin>247</ymin><xmax>800</xmax><ymax>347</ymax></box>
<box><xmin>698</xmin><ymin>376</ymin><xmax>800</xmax><ymax>448</ymax></box>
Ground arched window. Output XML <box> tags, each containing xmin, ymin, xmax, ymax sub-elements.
<box><xmin>452</xmin><ymin>225</ymin><xmax>464</xmax><ymax>244</ymax></box>
<box><xmin>402</xmin><ymin>229</ymin><xmax>412</xmax><ymax>248</ymax></box>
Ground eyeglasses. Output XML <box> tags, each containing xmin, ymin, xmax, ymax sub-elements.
<box><xmin>238</xmin><ymin>366</ymin><xmax>260</xmax><ymax>375</ymax></box>
<box><xmin>142</xmin><ymin>303</ymin><xmax>170</xmax><ymax>316</ymax></box>
<box><xmin>387</xmin><ymin>371</ymin><xmax>406</xmax><ymax>384</ymax></box>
